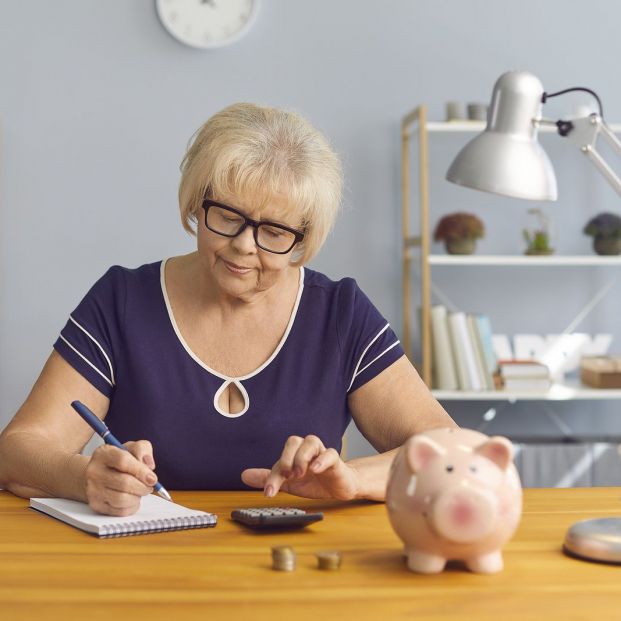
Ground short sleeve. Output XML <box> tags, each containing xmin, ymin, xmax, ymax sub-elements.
<box><xmin>336</xmin><ymin>279</ymin><xmax>404</xmax><ymax>393</ymax></box>
<box><xmin>53</xmin><ymin>266</ymin><xmax>126</xmax><ymax>398</ymax></box>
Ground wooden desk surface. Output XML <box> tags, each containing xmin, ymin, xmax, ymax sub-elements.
<box><xmin>1</xmin><ymin>488</ymin><xmax>620</xmax><ymax>621</ymax></box>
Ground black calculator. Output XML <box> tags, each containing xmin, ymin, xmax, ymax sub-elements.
<box><xmin>231</xmin><ymin>507</ymin><xmax>324</xmax><ymax>530</ymax></box>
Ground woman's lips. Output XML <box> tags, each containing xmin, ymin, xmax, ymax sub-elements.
<box><xmin>223</xmin><ymin>259</ymin><xmax>253</xmax><ymax>274</ymax></box>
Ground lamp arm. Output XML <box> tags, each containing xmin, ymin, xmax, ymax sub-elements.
<box><xmin>582</xmin><ymin>146</ymin><xmax>621</xmax><ymax>197</ymax></box>
<box><xmin>561</xmin><ymin>115</ymin><xmax>621</xmax><ymax>198</ymax></box>
<box><xmin>599</xmin><ymin>122</ymin><xmax>621</xmax><ymax>157</ymax></box>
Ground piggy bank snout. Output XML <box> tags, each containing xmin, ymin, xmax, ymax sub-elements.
<box><xmin>430</xmin><ymin>485</ymin><xmax>498</xmax><ymax>544</ymax></box>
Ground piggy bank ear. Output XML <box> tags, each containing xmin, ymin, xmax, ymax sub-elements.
<box><xmin>405</xmin><ymin>435</ymin><xmax>446</xmax><ymax>472</ymax></box>
<box><xmin>475</xmin><ymin>436</ymin><xmax>514</xmax><ymax>471</ymax></box>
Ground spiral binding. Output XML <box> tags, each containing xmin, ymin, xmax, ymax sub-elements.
<box><xmin>99</xmin><ymin>514</ymin><xmax>217</xmax><ymax>538</ymax></box>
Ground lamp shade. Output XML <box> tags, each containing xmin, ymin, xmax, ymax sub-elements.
<box><xmin>446</xmin><ymin>71</ymin><xmax>558</xmax><ymax>201</ymax></box>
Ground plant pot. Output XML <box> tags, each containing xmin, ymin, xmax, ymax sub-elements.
<box><xmin>525</xmin><ymin>248</ymin><xmax>554</xmax><ymax>256</ymax></box>
<box><xmin>445</xmin><ymin>238</ymin><xmax>476</xmax><ymax>255</ymax></box>
<box><xmin>593</xmin><ymin>236</ymin><xmax>621</xmax><ymax>256</ymax></box>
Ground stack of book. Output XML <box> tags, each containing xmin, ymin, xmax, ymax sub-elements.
<box><xmin>430</xmin><ymin>305</ymin><xmax>497</xmax><ymax>391</ymax></box>
<box><xmin>497</xmin><ymin>359</ymin><xmax>551</xmax><ymax>391</ymax></box>
<box><xmin>430</xmin><ymin>305</ymin><xmax>554</xmax><ymax>393</ymax></box>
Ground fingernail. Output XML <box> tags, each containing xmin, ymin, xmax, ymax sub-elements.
<box><xmin>311</xmin><ymin>461</ymin><xmax>321</xmax><ymax>471</ymax></box>
<box><xmin>143</xmin><ymin>456</ymin><xmax>155</xmax><ymax>468</ymax></box>
<box><xmin>146</xmin><ymin>473</ymin><xmax>157</xmax><ymax>485</ymax></box>
<box><xmin>265</xmin><ymin>485</ymin><xmax>275</xmax><ymax>498</ymax></box>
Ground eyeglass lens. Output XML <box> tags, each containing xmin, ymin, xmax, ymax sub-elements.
<box><xmin>206</xmin><ymin>205</ymin><xmax>298</xmax><ymax>253</ymax></box>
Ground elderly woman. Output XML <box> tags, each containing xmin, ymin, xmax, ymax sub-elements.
<box><xmin>0</xmin><ymin>103</ymin><xmax>454</xmax><ymax>516</ymax></box>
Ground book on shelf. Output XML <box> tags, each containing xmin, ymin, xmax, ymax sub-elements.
<box><xmin>502</xmin><ymin>377</ymin><xmax>552</xmax><ymax>391</ymax></box>
<box><xmin>498</xmin><ymin>358</ymin><xmax>551</xmax><ymax>391</ymax></box>
<box><xmin>467</xmin><ymin>315</ymin><xmax>496</xmax><ymax>391</ymax></box>
<box><xmin>472</xmin><ymin>314</ymin><xmax>498</xmax><ymax>376</ymax></box>
<box><xmin>447</xmin><ymin>311</ymin><xmax>484</xmax><ymax>391</ymax></box>
<box><xmin>498</xmin><ymin>359</ymin><xmax>550</xmax><ymax>378</ymax></box>
<box><xmin>430</xmin><ymin>305</ymin><xmax>458</xmax><ymax>390</ymax></box>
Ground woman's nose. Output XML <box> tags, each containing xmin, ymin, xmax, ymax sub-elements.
<box><xmin>230</xmin><ymin>225</ymin><xmax>258</xmax><ymax>253</ymax></box>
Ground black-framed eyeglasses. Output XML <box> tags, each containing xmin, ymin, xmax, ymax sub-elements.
<box><xmin>201</xmin><ymin>199</ymin><xmax>305</xmax><ymax>255</ymax></box>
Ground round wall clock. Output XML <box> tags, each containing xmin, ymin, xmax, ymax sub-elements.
<box><xmin>155</xmin><ymin>0</ymin><xmax>259</xmax><ymax>49</ymax></box>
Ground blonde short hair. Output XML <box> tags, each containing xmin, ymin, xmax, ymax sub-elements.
<box><xmin>178</xmin><ymin>103</ymin><xmax>343</xmax><ymax>265</ymax></box>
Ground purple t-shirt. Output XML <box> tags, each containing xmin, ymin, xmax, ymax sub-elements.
<box><xmin>54</xmin><ymin>260</ymin><xmax>404</xmax><ymax>489</ymax></box>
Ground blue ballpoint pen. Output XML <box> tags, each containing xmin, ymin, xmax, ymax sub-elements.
<box><xmin>71</xmin><ymin>400</ymin><xmax>172</xmax><ymax>501</ymax></box>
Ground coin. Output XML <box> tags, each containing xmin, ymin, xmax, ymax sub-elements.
<box><xmin>272</xmin><ymin>545</ymin><xmax>296</xmax><ymax>571</ymax></box>
<box><xmin>316</xmin><ymin>550</ymin><xmax>342</xmax><ymax>570</ymax></box>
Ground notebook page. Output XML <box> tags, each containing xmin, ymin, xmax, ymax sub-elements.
<box><xmin>30</xmin><ymin>494</ymin><xmax>217</xmax><ymax>535</ymax></box>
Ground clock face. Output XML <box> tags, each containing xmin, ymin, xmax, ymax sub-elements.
<box><xmin>155</xmin><ymin>0</ymin><xmax>258</xmax><ymax>49</ymax></box>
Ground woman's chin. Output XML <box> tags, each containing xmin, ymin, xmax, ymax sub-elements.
<box><xmin>215</xmin><ymin>273</ymin><xmax>259</xmax><ymax>299</ymax></box>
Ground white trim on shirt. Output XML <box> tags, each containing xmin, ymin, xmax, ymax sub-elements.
<box><xmin>68</xmin><ymin>315</ymin><xmax>116</xmax><ymax>384</ymax></box>
<box><xmin>352</xmin><ymin>340</ymin><xmax>401</xmax><ymax>383</ymax></box>
<box><xmin>58</xmin><ymin>335</ymin><xmax>114</xmax><ymax>387</ymax></box>
<box><xmin>160</xmin><ymin>258</ymin><xmax>305</xmax><ymax>382</ymax></box>
<box><xmin>347</xmin><ymin>324</ymin><xmax>399</xmax><ymax>393</ymax></box>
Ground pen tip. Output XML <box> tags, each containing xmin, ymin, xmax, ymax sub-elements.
<box><xmin>158</xmin><ymin>488</ymin><xmax>173</xmax><ymax>502</ymax></box>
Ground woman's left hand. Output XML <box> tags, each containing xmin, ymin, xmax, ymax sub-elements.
<box><xmin>241</xmin><ymin>435</ymin><xmax>361</xmax><ymax>500</ymax></box>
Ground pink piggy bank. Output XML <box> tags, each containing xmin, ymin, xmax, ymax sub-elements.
<box><xmin>386</xmin><ymin>427</ymin><xmax>522</xmax><ymax>574</ymax></box>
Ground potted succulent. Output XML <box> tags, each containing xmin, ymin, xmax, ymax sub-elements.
<box><xmin>433</xmin><ymin>212</ymin><xmax>485</xmax><ymax>255</ymax></box>
<box><xmin>523</xmin><ymin>208</ymin><xmax>554</xmax><ymax>255</ymax></box>
<box><xmin>583</xmin><ymin>212</ymin><xmax>621</xmax><ymax>255</ymax></box>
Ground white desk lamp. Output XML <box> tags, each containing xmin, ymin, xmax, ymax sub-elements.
<box><xmin>446</xmin><ymin>70</ymin><xmax>621</xmax><ymax>565</ymax></box>
<box><xmin>446</xmin><ymin>70</ymin><xmax>621</xmax><ymax>200</ymax></box>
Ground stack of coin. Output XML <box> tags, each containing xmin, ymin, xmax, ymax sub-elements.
<box><xmin>271</xmin><ymin>546</ymin><xmax>296</xmax><ymax>571</ymax></box>
<box><xmin>316</xmin><ymin>550</ymin><xmax>342</xmax><ymax>570</ymax></box>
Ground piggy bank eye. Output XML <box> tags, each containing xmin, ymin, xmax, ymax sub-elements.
<box><xmin>445</xmin><ymin>465</ymin><xmax>454</xmax><ymax>473</ymax></box>
<box><xmin>469</xmin><ymin>465</ymin><xmax>478</xmax><ymax>473</ymax></box>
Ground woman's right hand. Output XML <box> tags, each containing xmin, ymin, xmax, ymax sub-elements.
<box><xmin>84</xmin><ymin>440</ymin><xmax>158</xmax><ymax>516</ymax></box>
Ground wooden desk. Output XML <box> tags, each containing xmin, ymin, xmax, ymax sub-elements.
<box><xmin>1</xmin><ymin>488</ymin><xmax>620</xmax><ymax>620</ymax></box>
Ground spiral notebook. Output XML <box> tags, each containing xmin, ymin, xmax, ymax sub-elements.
<box><xmin>30</xmin><ymin>494</ymin><xmax>217</xmax><ymax>538</ymax></box>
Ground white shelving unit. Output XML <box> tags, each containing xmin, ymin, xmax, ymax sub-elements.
<box><xmin>424</xmin><ymin>120</ymin><xmax>621</xmax><ymax>133</ymax></box>
<box><xmin>400</xmin><ymin>106</ymin><xmax>621</xmax><ymax>402</ymax></box>
<box><xmin>429</xmin><ymin>256</ymin><xmax>621</xmax><ymax>267</ymax></box>
<box><xmin>434</xmin><ymin>383</ymin><xmax>621</xmax><ymax>402</ymax></box>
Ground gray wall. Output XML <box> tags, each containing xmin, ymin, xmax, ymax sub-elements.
<box><xmin>2</xmin><ymin>0</ymin><xmax>621</xmax><ymax>459</ymax></box>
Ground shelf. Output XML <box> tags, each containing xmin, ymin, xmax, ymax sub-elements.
<box><xmin>401</xmin><ymin>105</ymin><xmax>621</xmax><ymax>396</ymax></box>
<box><xmin>428</xmin><ymin>255</ymin><xmax>621</xmax><ymax>266</ymax></box>
<box><xmin>423</xmin><ymin>121</ymin><xmax>621</xmax><ymax>133</ymax></box>
<box><xmin>433</xmin><ymin>380</ymin><xmax>621</xmax><ymax>402</ymax></box>
<box><xmin>426</xmin><ymin>121</ymin><xmax>486</xmax><ymax>132</ymax></box>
